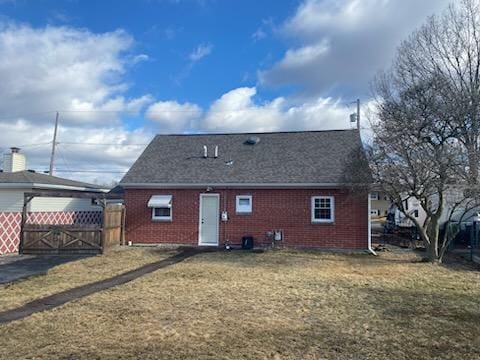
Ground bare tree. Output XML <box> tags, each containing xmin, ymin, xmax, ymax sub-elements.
<box><xmin>394</xmin><ymin>0</ymin><xmax>480</xmax><ymax>185</ymax></box>
<box><xmin>370</xmin><ymin>0</ymin><xmax>480</xmax><ymax>263</ymax></box>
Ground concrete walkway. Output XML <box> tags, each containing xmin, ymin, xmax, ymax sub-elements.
<box><xmin>0</xmin><ymin>249</ymin><xmax>200</xmax><ymax>324</ymax></box>
<box><xmin>0</xmin><ymin>255</ymin><xmax>88</xmax><ymax>284</ymax></box>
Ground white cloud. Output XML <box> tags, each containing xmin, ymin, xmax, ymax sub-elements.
<box><xmin>252</xmin><ymin>18</ymin><xmax>275</xmax><ymax>42</ymax></box>
<box><xmin>0</xmin><ymin>22</ymin><xmax>156</xmax><ymax>184</ymax></box>
<box><xmin>189</xmin><ymin>43</ymin><xmax>213</xmax><ymax>62</ymax></box>
<box><xmin>252</xmin><ymin>28</ymin><xmax>267</xmax><ymax>42</ymax></box>
<box><xmin>204</xmin><ymin>87</ymin><xmax>355</xmax><ymax>133</ymax></box>
<box><xmin>260</xmin><ymin>0</ymin><xmax>450</xmax><ymax>96</ymax></box>
<box><xmin>280</xmin><ymin>40</ymin><xmax>329</xmax><ymax>68</ymax></box>
<box><xmin>173</xmin><ymin>42</ymin><xmax>214</xmax><ymax>85</ymax></box>
<box><xmin>0</xmin><ymin>22</ymin><xmax>147</xmax><ymax>125</ymax></box>
<box><xmin>0</xmin><ymin>118</ymin><xmax>154</xmax><ymax>185</ymax></box>
<box><xmin>132</xmin><ymin>54</ymin><xmax>149</xmax><ymax>64</ymax></box>
<box><xmin>146</xmin><ymin>100</ymin><xmax>203</xmax><ymax>132</ymax></box>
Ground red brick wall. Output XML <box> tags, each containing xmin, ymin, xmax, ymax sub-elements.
<box><xmin>124</xmin><ymin>188</ymin><xmax>369</xmax><ymax>250</ymax></box>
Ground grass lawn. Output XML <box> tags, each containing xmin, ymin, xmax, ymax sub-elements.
<box><xmin>0</xmin><ymin>247</ymin><xmax>479</xmax><ymax>359</ymax></box>
<box><xmin>0</xmin><ymin>248</ymin><xmax>174</xmax><ymax>312</ymax></box>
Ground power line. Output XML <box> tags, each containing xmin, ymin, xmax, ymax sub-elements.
<box><xmin>0</xmin><ymin>100</ymin><xmax>362</xmax><ymax>119</ymax></box>
<box><xmin>0</xmin><ymin>111</ymin><xmax>56</xmax><ymax>121</ymax></box>
<box><xmin>3</xmin><ymin>142</ymin><xmax>52</xmax><ymax>149</ymax></box>
<box><xmin>49</xmin><ymin>169</ymin><xmax>128</xmax><ymax>173</ymax></box>
<box><xmin>56</xmin><ymin>147</ymin><xmax>73</xmax><ymax>174</ymax></box>
<box><xmin>57</xmin><ymin>144</ymin><xmax>125</xmax><ymax>173</ymax></box>
<box><xmin>60</xmin><ymin>142</ymin><xmax>148</xmax><ymax>146</ymax></box>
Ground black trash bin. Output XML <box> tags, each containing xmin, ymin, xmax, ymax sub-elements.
<box><xmin>241</xmin><ymin>236</ymin><xmax>254</xmax><ymax>250</ymax></box>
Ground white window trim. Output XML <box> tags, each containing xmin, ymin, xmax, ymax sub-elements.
<box><xmin>236</xmin><ymin>195</ymin><xmax>252</xmax><ymax>214</ymax></box>
<box><xmin>151</xmin><ymin>207</ymin><xmax>172</xmax><ymax>221</ymax></box>
<box><xmin>311</xmin><ymin>196</ymin><xmax>335</xmax><ymax>223</ymax></box>
<box><xmin>370</xmin><ymin>192</ymin><xmax>379</xmax><ymax>200</ymax></box>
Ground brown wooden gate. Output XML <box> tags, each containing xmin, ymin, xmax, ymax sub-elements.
<box><xmin>19</xmin><ymin>191</ymin><xmax>124</xmax><ymax>255</ymax></box>
<box><xmin>21</xmin><ymin>224</ymin><xmax>103</xmax><ymax>254</ymax></box>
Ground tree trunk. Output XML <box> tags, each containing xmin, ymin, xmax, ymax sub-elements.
<box><xmin>427</xmin><ymin>219</ymin><xmax>440</xmax><ymax>263</ymax></box>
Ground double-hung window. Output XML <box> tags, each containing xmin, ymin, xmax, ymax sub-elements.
<box><xmin>148</xmin><ymin>195</ymin><xmax>173</xmax><ymax>221</ymax></box>
<box><xmin>311</xmin><ymin>196</ymin><xmax>334</xmax><ymax>223</ymax></box>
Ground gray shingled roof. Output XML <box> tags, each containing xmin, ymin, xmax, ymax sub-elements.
<box><xmin>120</xmin><ymin>129</ymin><xmax>365</xmax><ymax>185</ymax></box>
<box><xmin>0</xmin><ymin>170</ymin><xmax>104</xmax><ymax>190</ymax></box>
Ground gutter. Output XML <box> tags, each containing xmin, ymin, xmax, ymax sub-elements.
<box><xmin>120</xmin><ymin>182</ymin><xmax>370</xmax><ymax>189</ymax></box>
<box><xmin>367</xmin><ymin>192</ymin><xmax>377</xmax><ymax>256</ymax></box>
<box><xmin>0</xmin><ymin>182</ymin><xmax>107</xmax><ymax>192</ymax></box>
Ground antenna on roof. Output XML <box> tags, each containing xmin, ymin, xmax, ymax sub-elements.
<box><xmin>214</xmin><ymin>146</ymin><xmax>218</xmax><ymax>158</ymax></box>
<box><xmin>203</xmin><ymin>145</ymin><xmax>208</xmax><ymax>158</ymax></box>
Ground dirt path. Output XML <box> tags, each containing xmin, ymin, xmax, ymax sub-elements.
<box><xmin>0</xmin><ymin>249</ymin><xmax>200</xmax><ymax>324</ymax></box>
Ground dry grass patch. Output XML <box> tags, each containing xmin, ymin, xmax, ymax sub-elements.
<box><xmin>1</xmin><ymin>248</ymin><xmax>480</xmax><ymax>359</ymax></box>
<box><xmin>0</xmin><ymin>247</ymin><xmax>173</xmax><ymax>312</ymax></box>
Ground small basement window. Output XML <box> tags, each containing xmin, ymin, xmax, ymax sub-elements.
<box><xmin>148</xmin><ymin>195</ymin><xmax>173</xmax><ymax>221</ymax></box>
<box><xmin>236</xmin><ymin>195</ymin><xmax>252</xmax><ymax>214</ymax></box>
<box><xmin>311</xmin><ymin>196</ymin><xmax>335</xmax><ymax>223</ymax></box>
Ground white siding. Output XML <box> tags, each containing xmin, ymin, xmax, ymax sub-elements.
<box><xmin>29</xmin><ymin>197</ymin><xmax>102</xmax><ymax>212</ymax></box>
<box><xmin>0</xmin><ymin>189</ymin><xmax>101</xmax><ymax>213</ymax></box>
<box><xmin>0</xmin><ymin>189</ymin><xmax>27</xmax><ymax>212</ymax></box>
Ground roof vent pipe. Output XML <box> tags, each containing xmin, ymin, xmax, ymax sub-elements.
<box><xmin>203</xmin><ymin>145</ymin><xmax>208</xmax><ymax>158</ymax></box>
<box><xmin>214</xmin><ymin>146</ymin><xmax>218</xmax><ymax>158</ymax></box>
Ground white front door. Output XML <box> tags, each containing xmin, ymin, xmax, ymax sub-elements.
<box><xmin>198</xmin><ymin>194</ymin><xmax>219</xmax><ymax>246</ymax></box>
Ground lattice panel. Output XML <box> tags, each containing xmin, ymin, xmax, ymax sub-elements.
<box><xmin>26</xmin><ymin>211</ymin><xmax>102</xmax><ymax>225</ymax></box>
<box><xmin>0</xmin><ymin>211</ymin><xmax>102</xmax><ymax>255</ymax></box>
<box><xmin>0</xmin><ymin>212</ymin><xmax>21</xmax><ymax>255</ymax></box>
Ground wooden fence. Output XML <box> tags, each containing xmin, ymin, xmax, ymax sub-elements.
<box><xmin>20</xmin><ymin>190</ymin><xmax>125</xmax><ymax>255</ymax></box>
<box><xmin>102</xmin><ymin>205</ymin><xmax>126</xmax><ymax>251</ymax></box>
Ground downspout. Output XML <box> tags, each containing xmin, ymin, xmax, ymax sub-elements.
<box><xmin>367</xmin><ymin>192</ymin><xmax>377</xmax><ymax>255</ymax></box>
<box><xmin>223</xmin><ymin>189</ymin><xmax>228</xmax><ymax>245</ymax></box>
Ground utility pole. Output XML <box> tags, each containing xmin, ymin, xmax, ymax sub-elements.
<box><xmin>49</xmin><ymin>111</ymin><xmax>59</xmax><ymax>176</ymax></box>
<box><xmin>356</xmin><ymin>98</ymin><xmax>360</xmax><ymax>130</ymax></box>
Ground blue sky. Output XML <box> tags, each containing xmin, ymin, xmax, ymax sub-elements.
<box><xmin>1</xmin><ymin>0</ymin><xmax>296</xmax><ymax>106</ymax></box>
<box><xmin>0</xmin><ymin>0</ymin><xmax>449</xmax><ymax>184</ymax></box>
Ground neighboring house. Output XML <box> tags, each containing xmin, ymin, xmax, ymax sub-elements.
<box><xmin>0</xmin><ymin>148</ymin><xmax>106</xmax><ymax>255</ymax></box>
<box><xmin>107</xmin><ymin>185</ymin><xmax>125</xmax><ymax>205</ymax></box>
<box><xmin>120</xmin><ymin>130</ymin><xmax>373</xmax><ymax>251</ymax></box>
<box><xmin>389</xmin><ymin>196</ymin><xmax>428</xmax><ymax>228</ymax></box>
<box><xmin>370</xmin><ymin>191</ymin><xmax>391</xmax><ymax>218</ymax></box>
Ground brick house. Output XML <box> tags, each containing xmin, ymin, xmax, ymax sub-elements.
<box><xmin>120</xmin><ymin>130</ymin><xmax>373</xmax><ymax>251</ymax></box>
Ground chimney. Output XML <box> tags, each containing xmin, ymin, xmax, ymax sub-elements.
<box><xmin>3</xmin><ymin>147</ymin><xmax>26</xmax><ymax>173</ymax></box>
<box><xmin>203</xmin><ymin>145</ymin><xmax>208</xmax><ymax>158</ymax></box>
<box><xmin>214</xmin><ymin>146</ymin><xmax>218</xmax><ymax>158</ymax></box>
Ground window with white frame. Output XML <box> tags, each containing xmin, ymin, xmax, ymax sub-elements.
<box><xmin>148</xmin><ymin>195</ymin><xmax>173</xmax><ymax>221</ymax></box>
<box><xmin>311</xmin><ymin>196</ymin><xmax>334</xmax><ymax>223</ymax></box>
<box><xmin>369</xmin><ymin>192</ymin><xmax>379</xmax><ymax>200</ymax></box>
<box><xmin>236</xmin><ymin>195</ymin><xmax>252</xmax><ymax>214</ymax></box>
<box><xmin>152</xmin><ymin>207</ymin><xmax>172</xmax><ymax>220</ymax></box>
